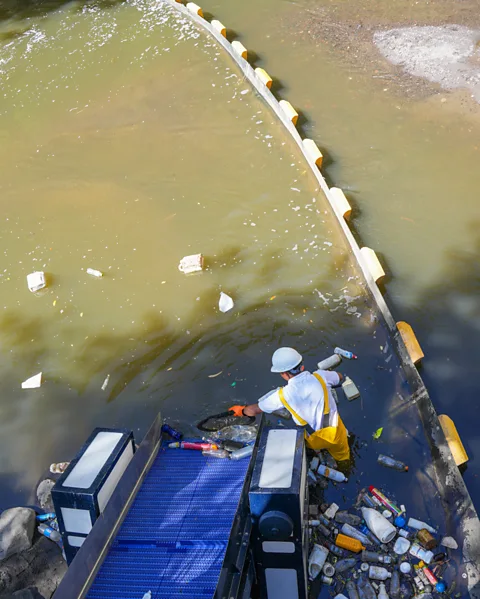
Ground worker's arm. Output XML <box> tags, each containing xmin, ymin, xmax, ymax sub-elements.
<box><xmin>230</xmin><ymin>389</ymin><xmax>283</xmax><ymax>417</ymax></box>
<box><xmin>243</xmin><ymin>403</ymin><xmax>263</xmax><ymax>417</ymax></box>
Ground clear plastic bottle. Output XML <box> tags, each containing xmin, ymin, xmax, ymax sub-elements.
<box><xmin>37</xmin><ymin>524</ymin><xmax>61</xmax><ymax>542</ymax></box>
<box><xmin>377</xmin><ymin>455</ymin><xmax>409</xmax><ymax>472</ymax></box>
<box><xmin>323</xmin><ymin>541</ymin><xmax>346</xmax><ymax>557</ymax></box>
<box><xmin>346</xmin><ymin>580</ymin><xmax>360</xmax><ymax>599</ymax></box>
<box><xmin>357</xmin><ymin>575</ymin><xmax>377</xmax><ymax>599</ymax></box>
<box><xmin>335</xmin><ymin>511</ymin><xmax>362</xmax><ymax>526</ymax></box>
<box><xmin>390</xmin><ymin>570</ymin><xmax>401</xmax><ymax>598</ymax></box>
<box><xmin>229</xmin><ymin>445</ymin><xmax>254</xmax><ymax>460</ymax></box>
<box><xmin>341</xmin><ymin>523</ymin><xmax>371</xmax><ymax>546</ymax></box>
<box><xmin>202</xmin><ymin>449</ymin><xmax>229</xmax><ymax>459</ymax></box>
<box><xmin>317</xmin><ymin>464</ymin><xmax>348</xmax><ymax>482</ymax></box>
<box><xmin>335</xmin><ymin>558</ymin><xmax>357</xmax><ymax>573</ymax></box>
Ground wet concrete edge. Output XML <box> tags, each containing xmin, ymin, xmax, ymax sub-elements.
<box><xmin>165</xmin><ymin>0</ymin><xmax>480</xmax><ymax>591</ymax></box>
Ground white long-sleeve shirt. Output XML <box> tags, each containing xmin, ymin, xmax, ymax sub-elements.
<box><xmin>258</xmin><ymin>370</ymin><xmax>340</xmax><ymax>431</ymax></box>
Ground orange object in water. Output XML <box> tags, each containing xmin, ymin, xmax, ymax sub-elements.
<box><xmin>335</xmin><ymin>533</ymin><xmax>366</xmax><ymax>553</ymax></box>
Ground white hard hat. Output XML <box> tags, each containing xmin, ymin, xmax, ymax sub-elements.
<box><xmin>271</xmin><ymin>347</ymin><xmax>303</xmax><ymax>373</ymax></box>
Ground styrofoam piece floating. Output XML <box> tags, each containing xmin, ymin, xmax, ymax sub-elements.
<box><xmin>27</xmin><ymin>271</ymin><xmax>46</xmax><ymax>292</ymax></box>
<box><xmin>219</xmin><ymin>292</ymin><xmax>234</xmax><ymax>313</ymax></box>
<box><xmin>22</xmin><ymin>372</ymin><xmax>42</xmax><ymax>389</ymax></box>
<box><xmin>87</xmin><ymin>268</ymin><xmax>103</xmax><ymax>278</ymax></box>
<box><xmin>178</xmin><ymin>254</ymin><xmax>204</xmax><ymax>274</ymax></box>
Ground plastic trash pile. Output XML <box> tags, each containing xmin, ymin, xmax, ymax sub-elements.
<box><xmin>308</xmin><ymin>458</ymin><xmax>458</xmax><ymax>598</ymax></box>
<box><xmin>163</xmin><ymin>423</ymin><xmax>257</xmax><ymax>460</ymax></box>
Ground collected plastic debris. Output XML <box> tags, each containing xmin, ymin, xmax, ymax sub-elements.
<box><xmin>86</xmin><ymin>268</ymin><xmax>103</xmax><ymax>278</ymax></box>
<box><xmin>334</xmin><ymin>347</ymin><xmax>358</xmax><ymax>360</ymax></box>
<box><xmin>168</xmin><ymin>441</ymin><xmax>218</xmax><ymax>451</ymax></box>
<box><xmin>101</xmin><ymin>374</ymin><xmax>110</xmax><ymax>391</ymax></box>
<box><xmin>178</xmin><ymin>253</ymin><xmax>204</xmax><ymax>274</ymax></box>
<box><xmin>21</xmin><ymin>372</ymin><xmax>42</xmax><ymax>389</ymax></box>
<box><xmin>378</xmin><ymin>454</ymin><xmax>409</xmax><ymax>472</ymax></box>
<box><xmin>215</xmin><ymin>425</ymin><xmax>258</xmax><ymax>443</ymax></box>
<box><xmin>161</xmin><ymin>423</ymin><xmax>183</xmax><ymax>441</ymax></box>
<box><xmin>308</xmin><ymin>544</ymin><xmax>329</xmax><ymax>579</ymax></box>
<box><xmin>342</xmin><ymin>376</ymin><xmax>360</xmax><ymax>400</ymax></box>
<box><xmin>50</xmin><ymin>462</ymin><xmax>70</xmax><ymax>474</ymax></box>
<box><xmin>372</xmin><ymin>427</ymin><xmax>384</xmax><ymax>440</ymax></box>
<box><xmin>27</xmin><ymin>271</ymin><xmax>46</xmax><ymax>292</ymax></box>
<box><xmin>317</xmin><ymin>354</ymin><xmax>342</xmax><ymax>370</ymax></box>
<box><xmin>219</xmin><ymin>291</ymin><xmax>234</xmax><ymax>313</ymax></box>
<box><xmin>307</xmin><ymin>483</ymin><xmax>452</xmax><ymax>599</ymax></box>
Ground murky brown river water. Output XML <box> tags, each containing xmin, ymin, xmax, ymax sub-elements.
<box><xmin>199</xmin><ymin>0</ymin><xmax>480</xmax><ymax>507</ymax></box>
<box><xmin>0</xmin><ymin>0</ymin><xmax>478</xmax><ymax>573</ymax></box>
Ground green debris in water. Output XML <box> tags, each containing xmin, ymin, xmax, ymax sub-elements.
<box><xmin>231</xmin><ymin>382</ymin><xmax>236</xmax><ymax>387</ymax></box>
<box><xmin>372</xmin><ymin>427</ymin><xmax>383</xmax><ymax>440</ymax></box>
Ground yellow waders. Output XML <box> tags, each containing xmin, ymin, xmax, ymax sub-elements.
<box><xmin>278</xmin><ymin>373</ymin><xmax>350</xmax><ymax>462</ymax></box>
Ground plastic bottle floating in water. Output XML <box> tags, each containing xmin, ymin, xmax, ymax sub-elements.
<box><xmin>377</xmin><ymin>454</ymin><xmax>409</xmax><ymax>472</ymax></box>
<box><xmin>334</xmin><ymin>347</ymin><xmax>358</xmax><ymax>360</ymax></box>
<box><xmin>317</xmin><ymin>464</ymin><xmax>348</xmax><ymax>482</ymax></box>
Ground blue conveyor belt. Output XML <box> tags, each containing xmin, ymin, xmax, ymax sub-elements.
<box><xmin>86</xmin><ymin>446</ymin><xmax>250</xmax><ymax>599</ymax></box>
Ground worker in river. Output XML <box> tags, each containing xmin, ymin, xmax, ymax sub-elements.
<box><xmin>230</xmin><ymin>347</ymin><xmax>350</xmax><ymax>462</ymax></box>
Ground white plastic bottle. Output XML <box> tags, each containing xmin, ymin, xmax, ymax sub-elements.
<box><xmin>409</xmin><ymin>543</ymin><xmax>433</xmax><ymax>564</ymax></box>
<box><xmin>368</xmin><ymin>566</ymin><xmax>392</xmax><ymax>581</ymax></box>
<box><xmin>86</xmin><ymin>268</ymin><xmax>103</xmax><ymax>277</ymax></box>
<box><xmin>361</xmin><ymin>508</ymin><xmax>397</xmax><ymax>543</ymax></box>
<box><xmin>378</xmin><ymin>582</ymin><xmax>389</xmax><ymax>599</ymax></box>
<box><xmin>407</xmin><ymin>517</ymin><xmax>436</xmax><ymax>534</ymax></box>
<box><xmin>317</xmin><ymin>464</ymin><xmax>348</xmax><ymax>482</ymax></box>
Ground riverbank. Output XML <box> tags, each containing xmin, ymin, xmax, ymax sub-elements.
<box><xmin>288</xmin><ymin>0</ymin><xmax>480</xmax><ymax>121</ymax></box>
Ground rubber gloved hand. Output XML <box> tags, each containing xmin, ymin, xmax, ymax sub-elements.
<box><xmin>229</xmin><ymin>405</ymin><xmax>246</xmax><ymax>417</ymax></box>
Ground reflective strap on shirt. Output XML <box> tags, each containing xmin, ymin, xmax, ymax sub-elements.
<box><xmin>278</xmin><ymin>387</ymin><xmax>316</xmax><ymax>435</ymax></box>
<box><xmin>312</xmin><ymin>372</ymin><xmax>330</xmax><ymax>415</ymax></box>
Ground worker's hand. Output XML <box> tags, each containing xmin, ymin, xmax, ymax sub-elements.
<box><xmin>229</xmin><ymin>405</ymin><xmax>246</xmax><ymax>417</ymax></box>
